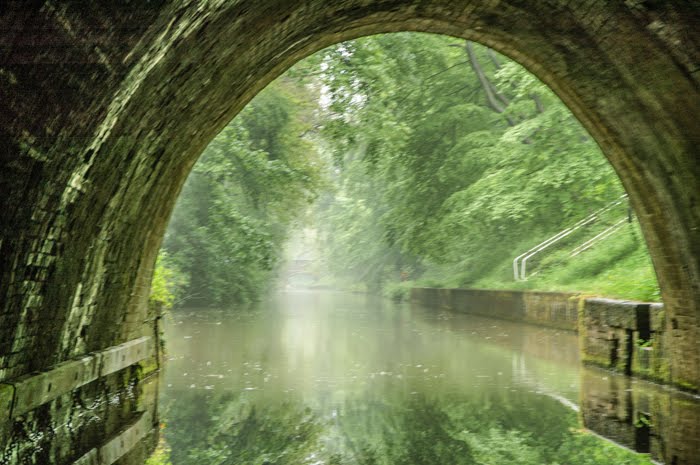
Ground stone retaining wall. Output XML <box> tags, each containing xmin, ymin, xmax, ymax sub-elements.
<box><xmin>411</xmin><ymin>287</ymin><xmax>675</xmax><ymax>389</ymax></box>
<box><xmin>410</xmin><ymin>287</ymin><xmax>579</xmax><ymax>331</ymax></box>
<box><xmin>579</xmin><ymin>298</ymin><xmax>670</xmax><ymax>385</ymax></box>
<box><xmin>523</xmin><ymin>291</ymin><xmax>580</xmax><ymax>330</ymax></box>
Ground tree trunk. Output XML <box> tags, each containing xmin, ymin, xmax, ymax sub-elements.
<box><xmin>464</xmin><ymin>41</ymin><xmax>514</xmax><ymax>126</ymax></box>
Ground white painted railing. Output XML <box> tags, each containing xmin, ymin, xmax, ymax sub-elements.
<box><xmin>513</xmin><ymin>195</ymin><xmax>628</xmax><ymax>281</ymax></box>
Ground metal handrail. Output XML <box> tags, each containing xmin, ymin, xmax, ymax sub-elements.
<box><xmin>512</xmin><ymin>194</ymin><xmax>627</xmax><ymax>280</ymax></box>
<box><xmin>569</xmin><ymin>217</ymin><xmax>628</xmax><ymax>257</ymax></box>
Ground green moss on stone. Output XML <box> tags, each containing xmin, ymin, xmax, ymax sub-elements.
<box><xmin>675</xmin><ymin>379</ymin><xmax>699</xmax><ymax>393</ymax></box>
<box><xmin>0</xmin><ymin>383</ymin><xmax>15</xmax><ymax>419</ymax></box>
<box><xmin>582</xmin><ymin>355</ymin><xmax>612</xmax><ymax>368</ymax></box>
<box><xmin>138</xmin><ymin>357</ymin><xmax>159</xmax><ymax>377</ymax></box>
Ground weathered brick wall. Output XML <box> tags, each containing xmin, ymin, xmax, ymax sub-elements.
<box><xmin>0</xmin><ymin>0</ymin><xmax>698</xmax><ymax>430</ymax></box>
<box><xmin>0</xmin><ymin>2</ymin><xmax>172</xmax><ymax>382</ymax></box>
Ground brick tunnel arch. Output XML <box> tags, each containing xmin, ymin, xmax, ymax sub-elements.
<box><xmin>0</xmin><ymin>2</ymin><xmax>698</xmax><ymax>392</ymax></box>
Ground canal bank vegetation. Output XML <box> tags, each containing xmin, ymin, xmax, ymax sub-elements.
<box><xmin>307</xmin><ymin>33</ymin><xmax>659</xmax><ymax>303</ymax></box>
<box><xmin>152</xmin><ymin>77</ymin><xmax>325</xmax><ymax>307</ymax></box>
<box><xmin>152</xmin><ymin>32</ymin><xmax>659</xmax><ymax>308</ymax></box>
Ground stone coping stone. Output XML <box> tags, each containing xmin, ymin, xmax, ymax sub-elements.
<box><xmin>583</xmin><ymin>298</ymin><xmax>645</xmax><ymax>329</ymax></box>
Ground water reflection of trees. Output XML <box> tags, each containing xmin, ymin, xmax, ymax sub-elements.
<box><xmin>157</xmin><ymin>388</ymin><xmax>652</xmax><ymax>465</ymax></box>
<box><xmin>161</xmin><ymin>391</ymin><xmax>321</xmax><ymax>464</ymax></box>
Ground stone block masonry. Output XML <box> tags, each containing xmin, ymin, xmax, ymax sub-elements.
<box><xmin>411</xmin><ymin>287</ymin><xmax>579</xmax><ymax>331</ymax></box>
<box><xmin>523</xmin><ymin>291</ymin><xmax>580</xmax><ymax>331</ymax></box>
<box><xmin>0</xmin><ymin>0</ymin><xmax>698</xmax><ymax>392</ymax></box>
<box><xmin>411</xmin><ymin>287</ymin><xmax>684</xmax><ymax>392</ymax></box>
<box><xmin>579</xmin><ymin>299</ymin><xmax>671</xmax><ymax>385</ymax></box>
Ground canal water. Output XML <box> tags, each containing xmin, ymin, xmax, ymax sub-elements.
<box><xmin>155</xmin><ymin>291</ymin><xmax>687</xmax><ymax>464</ymax></box>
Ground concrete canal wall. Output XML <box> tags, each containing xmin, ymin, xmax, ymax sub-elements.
<box><xmin>411</xmin><ymin>288</ymin><xmax>675</xmax><ymax>389</ymax></box>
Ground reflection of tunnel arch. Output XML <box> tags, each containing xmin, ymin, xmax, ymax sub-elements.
<box><xmin>0</xmin><ymin>3</ymin><xmax>698</xmax><ymax>390</ymax></box>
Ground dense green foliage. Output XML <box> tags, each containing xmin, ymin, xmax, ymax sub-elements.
<box><xmin>154</xmin><ymin>32</ymin><xmax>658</xmax><ymax>306</ymax></box>
<box><xmin>149</xmin><ymin>251</ymin><xmax>189</xmax><ymax>309</ymax></box>
<box><xmin>158</xmin><ymin>78</ymin><xmax>323</xmax><ymax>306</ymax></box>
<box><xmin>309</xmin><ymin>33</ymin><xmax>658</xmax><ymax>301</ymax></box>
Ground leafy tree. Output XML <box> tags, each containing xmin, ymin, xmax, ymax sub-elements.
<box><xmin>157</xmin><ymin>31</ymin><xmax>658</xmax><ymax>305</ymax></box>
<box><xmin>149</xmin><ymin>251</ymin><xmax>188</xmax><ymax>309</ymax></box>
<box><xmin>161</xmin><ymin>77</ymin><xmax>323</xmax><ymax>305</ymax></box>
<box><xmin>310</xmin><ymin>33</ymin><xmax>656</xmax><ymax>299</ymax></box>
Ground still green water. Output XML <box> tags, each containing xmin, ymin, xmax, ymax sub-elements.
<box><xmin>156</xmin><ymin>291</ymin><xmax>654</xmax><ymax>465</ymax></box>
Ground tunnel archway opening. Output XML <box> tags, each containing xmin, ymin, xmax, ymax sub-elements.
<box><xmin>0</xmin><ymin>7</ymin><xmax>698</xmax><ymax>461</ymax></box>
<box><xmin>160</xmin><ymin>30</ymin><xmax>659</xmax><ymax>312</ymax></box>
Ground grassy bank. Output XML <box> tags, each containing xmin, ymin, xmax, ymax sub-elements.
<box><xmin>388</xmin><ymin>222</ymin><xmax>660</xmax><ymax>303</ymax></box>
